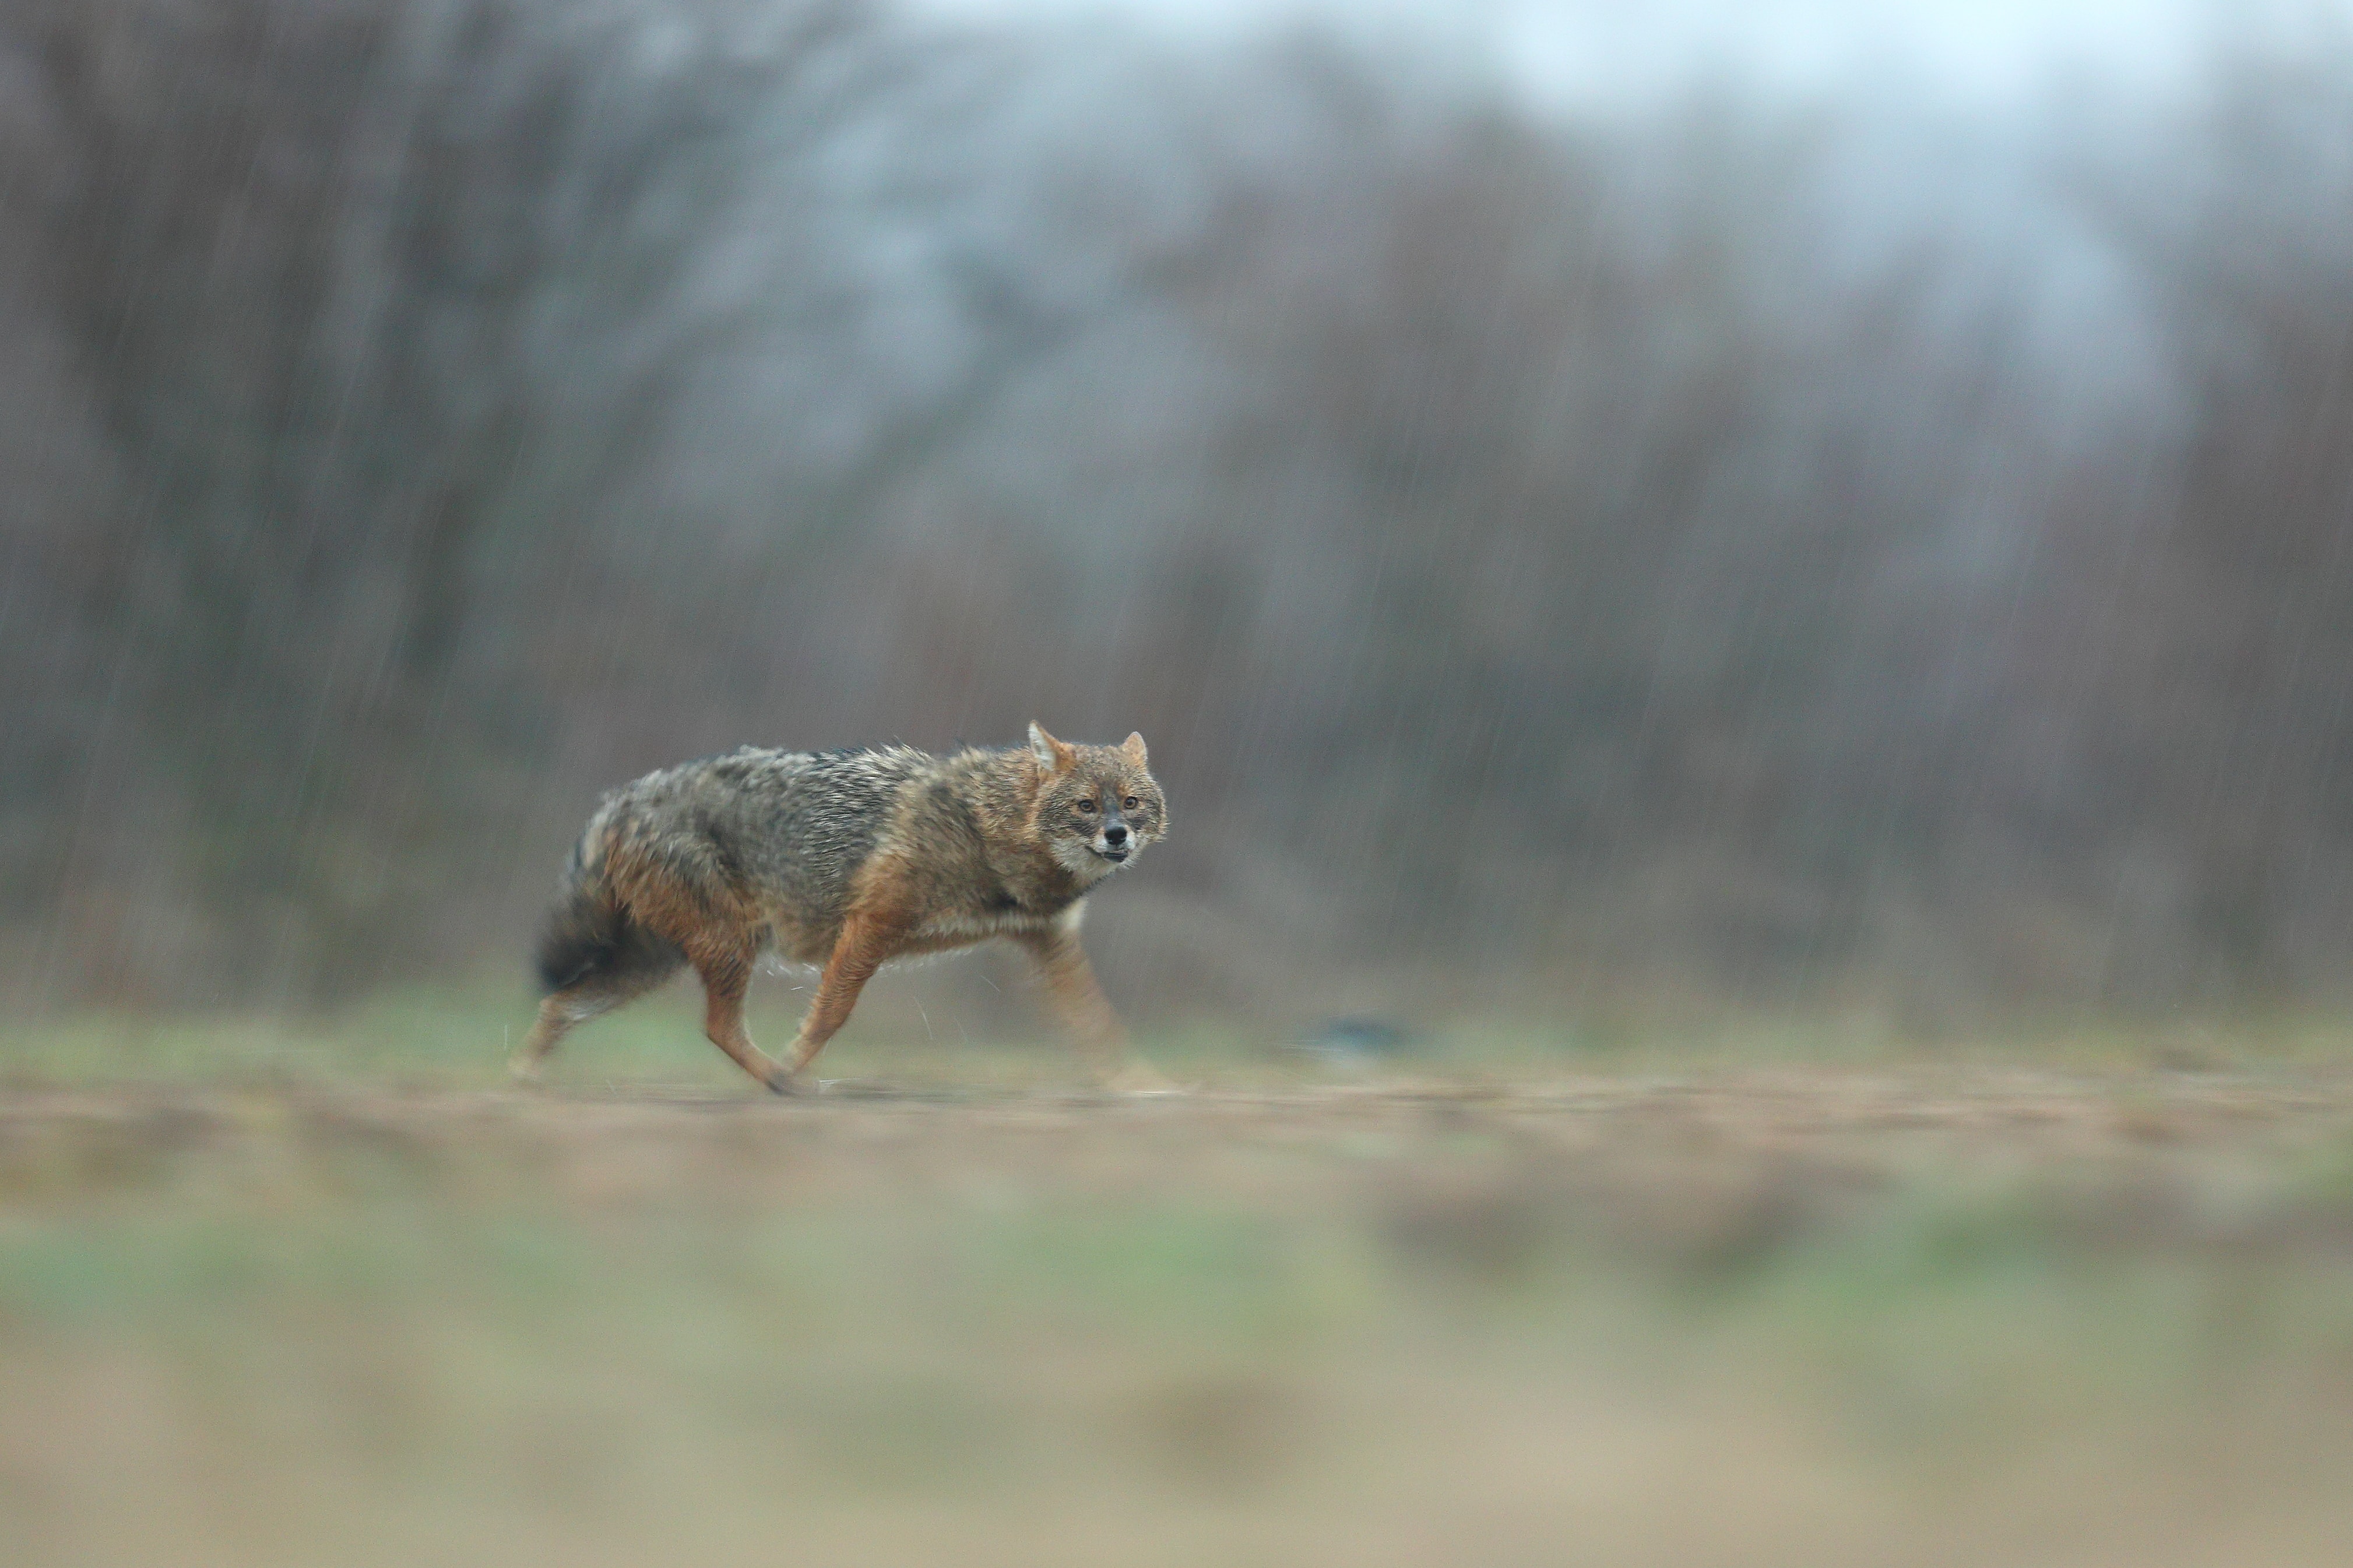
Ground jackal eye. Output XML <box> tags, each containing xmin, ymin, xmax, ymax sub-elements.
<box><xmin>1123</xmin><ymin>797</ymin><xmax>1139</xmax><ymax>811</ymax></box>
<box><xmin>1075</xmin><ymin>799</ymin><xmax>1098</xmax><ymax>813</ymax></box>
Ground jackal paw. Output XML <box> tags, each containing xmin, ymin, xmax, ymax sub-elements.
<box><xmin>507</xmin><ymin>1057</ymin><xmax>543</xmax><ymax>1087</ymax></box>
<box><xmin>762</xmin><ymin>1066</ymin><xmax>808</xmax><ymax>1097</ymax></box>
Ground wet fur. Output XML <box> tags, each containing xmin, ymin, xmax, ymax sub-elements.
<box><xmin>515</xmin><ymin>726</ymin><xmax>1168</xmax><ymax>1092</ymax></box>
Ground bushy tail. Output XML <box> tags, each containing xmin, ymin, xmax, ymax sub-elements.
<box><xmin>534</xmin><ymin>851</ymin><xmax>681</xmax><ymax>995</ymax></box>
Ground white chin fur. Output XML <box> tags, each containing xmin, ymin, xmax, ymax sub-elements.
<box><xmin>1056</xmin><ymin>839</ymin><xmax>1121</xmax><ymax>880</ymax></box>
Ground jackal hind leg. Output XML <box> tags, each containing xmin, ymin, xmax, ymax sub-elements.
<box><xmin>511</xmin><ymin>968</ymin><xmax>667</xmax><ymax>1083</ymax></box>
<box><xmin>692</xmin><ymin>945</ymin><xmax>796</xmax><ymax>1094</ymax></box>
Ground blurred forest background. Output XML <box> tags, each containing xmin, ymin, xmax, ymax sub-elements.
<box><xmin>6</xmin><ymin>0</ymin><xmax>2353</xmax><ymax>1029</ymax></box>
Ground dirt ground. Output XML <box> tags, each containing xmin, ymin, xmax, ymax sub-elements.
<box><xmin>9</xmin><ymin>1067</ymin><xmax>2353</xmax><ymax>1264</ymax></box>
<box><xmin>11</xmin><ymin>1060</ymin><xmax>2351</xmax><ymax>1178</ymax></box>
<box><xmin>5</xmin><ymin>1065</ymin><xmax>2353</xmax><ymax>1567</ymax></box>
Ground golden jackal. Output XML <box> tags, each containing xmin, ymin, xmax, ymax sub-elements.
<box><xmin>513</xmin><ymin>724</ymin><xmax>1170</xmax><ymax>1093</ymax></box>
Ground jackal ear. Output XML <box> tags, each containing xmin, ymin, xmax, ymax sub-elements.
<box><xmin>1122</xmin><ymin>731</ymin><xmax>1148</xmax><ymax>767</ymax></box>
<box><xmin>1028</xmin><ymin>721</ymin><xmax>1075</xmax><ymax>774</ymax></box>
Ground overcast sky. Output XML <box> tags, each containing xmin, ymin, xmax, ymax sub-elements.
<box><xmin>908</xmin><ymin>0</ymin><xmax>2345</xmax><ymax>111</ymax></box>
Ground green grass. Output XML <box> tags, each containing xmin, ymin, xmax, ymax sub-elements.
<box><xmin>0</xmin><ymin>984</ymin><xmax>1288</xmax><ymax>1088</ymax></box>
<box><xmin>13</xmin><ymin>982</ymin><xmax>2353</xmax><ymax>1093</ymax></box>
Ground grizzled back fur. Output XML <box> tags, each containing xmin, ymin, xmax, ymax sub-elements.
<box><xmin>533</xmin><ymin>745</ymin><xmax>931</xmax><ymax>992</ymax></box>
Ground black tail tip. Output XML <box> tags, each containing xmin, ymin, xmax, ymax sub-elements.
<box><xmin>535</xmin><ymin>925</ymin><xmax>604</xmax><ymax>993</ymax></box>
<box><xmin>534</xmin><ymin>896</ymin><xmax>681</xmax><ymax>995</ymax></box>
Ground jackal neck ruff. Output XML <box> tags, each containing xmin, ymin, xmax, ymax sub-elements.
<box><xmin>870</xmin><ymin>732</ymin><xmax>1165</xmax><ymax>929</ymax></box>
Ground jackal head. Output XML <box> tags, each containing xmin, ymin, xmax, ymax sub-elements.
<box><xmin>1028</xmin><ymin>722</ymin><xmax>1167</xmax><ymax>880</ymax></box>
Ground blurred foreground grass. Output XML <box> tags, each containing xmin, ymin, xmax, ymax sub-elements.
<box><xmin>4</xmin><ymin>995</ymin><xmax>2353</xmax><ymax>1565</ymax></box>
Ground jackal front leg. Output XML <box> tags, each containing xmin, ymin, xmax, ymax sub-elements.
<box><xmin>776</xmin><ymin>912</ymin><xmax>901</xmax><ymax>1089</ymax></box>
<box><xmin>1015</xmin><ymin>921</ymin><xmax>1174</xmax><ymax>1092</ymax></box>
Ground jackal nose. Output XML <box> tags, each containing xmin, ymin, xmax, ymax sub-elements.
<box><xmin>1103</xmin><ymin>823</ymin><xmax>1129</xmax><ymax>847</ymax></box>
